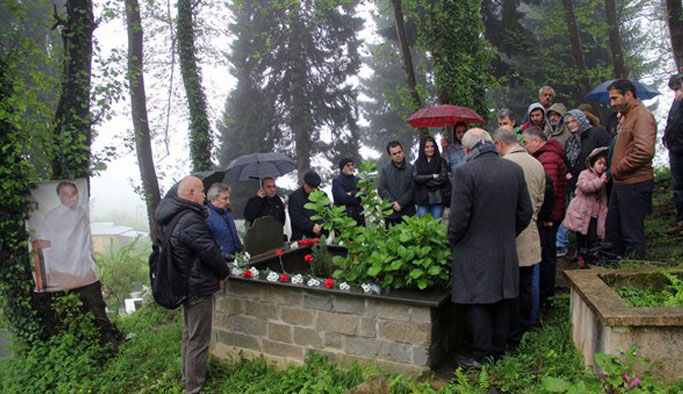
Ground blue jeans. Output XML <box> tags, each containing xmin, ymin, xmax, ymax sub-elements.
<box><xmin>671</xmin><ymin>151</ymin><xmax>683</xmax><ymax>223</ymax></box>
<box><xmin>556</xmin><ymin>193</ymin><xmax>571</xmax><ymax>250</ymax></box>
<box><xmin>530</xmin><ymin>263</ymin><xmax>540</xmax><ymax>324</ymax></box>
<box><xmin>417</xmin><ymin>204</ymin><xmax>445</xmax><ymax>219</ymax></box>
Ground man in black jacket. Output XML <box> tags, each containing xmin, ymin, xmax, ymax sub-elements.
<box><xmin>155</xmin><ymin>176</ymin><xmax>228</xmax><ymax>394</ymax></box>
<box><xmin>664</xmin><ymin>72</ymin><xmax>683</xmax><ymax>234</ymax></box>
<box><xmin>378</xmin><ymin>141</ymin><xmax>415</xmax><ymax>226</ymax></box>
<box><xmin>243</xmin><ymin>177</ymin><xmax>286</xmax><ymax>226</ymax></box>
<box><xmin>332</xmin><ymin>158</ymin><xmax>364</xmax><ymax>225</ymax></box>
<box><xmin>288</xmin><ymin>171</ymin><xmax>325</xmax><ymax>240</ymax></box>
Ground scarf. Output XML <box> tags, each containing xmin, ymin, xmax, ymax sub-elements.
<box><xmin>564</xmin><ymin>109</ymin><xmax>591</xmax><ymax>168</ymax></box>
<box><xmin>466</xmin><ymin>141</ymin><xmax>498</xmax><ymax>162</ymax></box>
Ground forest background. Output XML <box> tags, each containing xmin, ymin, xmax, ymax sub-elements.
<box><xmin>3</xmin><ymin>0</ymin><xmax>679</xmax><ymax>234</ymax></box>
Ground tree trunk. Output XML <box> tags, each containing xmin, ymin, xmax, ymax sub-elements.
<box><xmin>668</xmin><ymin>0</ymin><xmax>683</xmax><ymax>71</ymax></box>
<box><xmin>289</xmin><ymin>5</ymin><xmax>311</xmax><ymax>179</ymax></box>
<box><xmin>125</xmin><ymin>0</ymin><xmax>161</xmax><ymax>241</ymax></box>
<box><xmin>604</xmin><ymin>0</ymin><xmax>628</xmax><ymax>78</ymax></box>
<box><xmin>177</xmin><ymin>0</ymin><xmax>213</xmax><ymax>172</ymax></box>
<box><xmin>561</xmin><ymin>0</ymin><xmax>592</xmax><ymax>94</ymax></box>
<box><xmin>392</xmin><ymin>0</ymin><xmax>426</xmax><ymax>140</ymax></box>
<box><xmin>42</xmin><ymin>0</ymin><xmax>120</xmax><ymax>349</ymax></box>
<box><xmin>52</xmin><ymin>0</ymin><xmax>95</xmax><ymax>179</ymax></box>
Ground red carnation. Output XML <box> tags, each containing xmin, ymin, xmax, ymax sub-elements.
<box><xmin>314</xmin><ymin>237</ymin><xmax>320</xmax><ymax>243</ymax></box>
<box><xmin>279</xmin><ymin>273</ymin><xmax>289</xmax><ymax>282</ymax></box>
<box><xmin>276</xmin><ymin>249</ymin><xmax>283</xmax><ymax>256</ymax></box>
<box><xmin>324</xmin><ymin>278</ymin><xmax>334</xmax><ymax>289</ymax></box>
<box><xmin>304</xmin><ymin>254</ymin><xmax>313</xmax><ymax>262</ymax></box>
<box><xmin>243</xmin><ymin>270</ymin><xmax>252</xmax><ymax>278</ymax></box>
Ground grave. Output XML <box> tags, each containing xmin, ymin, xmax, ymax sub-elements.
<box><xmin>565</xmin><ymin>267</ymin><xmax>683</xmax><ymax>383</ymax></box>
<box><xmin>211</xmin><ymin>246</ymin><xmax>466</xmax><ymax>375</ymax></box>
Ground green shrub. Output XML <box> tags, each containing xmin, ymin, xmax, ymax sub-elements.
<box><xmin>306</xmin><ymin>162</ymin><xmax>451</xmax><ymax>290</ymax></box>
<box><xmin>96</xmin><ymin>239</ymin><xmax>151</xmax><ymax>317</ymax></box>
<box><xmin>309</xmin><ymin>235</ymin><xmax>333</xmax><ymax>277</ymax></box>
<box><xmin>0</xmin><ymin>294</ymin><xmax>111</xmax><ymax>393</ymax></box>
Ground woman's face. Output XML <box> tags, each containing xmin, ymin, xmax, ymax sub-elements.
<box><xmin>424</xmin><ymin>140</ymin><xmax>435</xmax><ymax>158</ymax></box>
<box><xmin>565</xmin><ymin>115</ymin><xmax>579</xmax><ymax>133</ymax></box>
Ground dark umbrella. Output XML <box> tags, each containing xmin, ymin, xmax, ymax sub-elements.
<box><xmin>406</xmin><ymin>104</ymin><xmax>484</xmax><ymax>128</ymax></box>
<box><xmin>584</xmin><ymin>79</ymin><xmax>661</xmax><ymax>103</ymax></box>
<box><xmin>163</xmin><ymin>170</ymin><xmax>226</xmax><ymax>199</ymax></box>
<box><xmin>223</xmin><ymin>152</ymin><xmax>297</xmax><ymax>182</ymax></box>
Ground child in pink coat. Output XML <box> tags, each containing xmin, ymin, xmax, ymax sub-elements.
<box><xmin>563</xmin><ymin>147</ymin><xmax>609</xmax><ymax>268</ymax></box>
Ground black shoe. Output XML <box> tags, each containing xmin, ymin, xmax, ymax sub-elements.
<box><xmin>454</xmin><ymin>355</ymin><xmax>483</xmax><ymax>369</ymax></box>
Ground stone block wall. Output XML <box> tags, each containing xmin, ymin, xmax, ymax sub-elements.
<box><xmin>212</xmin><ymin>280</ymin><xmax>464</xmax><ymax>375</ymax></box>
<box><xmin>567</xmin><ymin>269</ymin><xmax>683</xmax><ymax>384</ymax></box>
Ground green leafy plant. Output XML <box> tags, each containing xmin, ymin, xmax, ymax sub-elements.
<box><xmin>541</xmin><ymin>345</ymin><xmax>675</xmax><ymax>394</ymax></box>
<box><xmin>615</xmin><ymin>272</ymin><xmax>683</xmax><ymax>307</ymax></box>
<box><xmin>96</xmin><ymin>239</ymin><xmax>151</xmax><ymax>317</ymax></box>
<box><xmin>307</xmin><ymin>161</ymin><xmax>451</xmax><ymax>290</ymax></box>
<box><xmin>309</xmin><ymin>235</ymin><xmax>333</xmax><ymax>278</ymax></box>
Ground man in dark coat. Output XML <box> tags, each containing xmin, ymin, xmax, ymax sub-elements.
<box><xmin>154</xmin><ymin>176</ymin><xmax>228</xmax><ymax>394</ymax></box>
<box><xmin>243</xmin><ymin>177</ymin><xmax>286</xmax><ymax>226</ymax></box>
<box><xmin>288</xmin><ymin>171</ymin><xmax>326</xmax><ymax>240</ymax></box>
<box><xmin>448</xmin><ymin>128</ymin><xmax>533</xmax><ymax>368</ymax></box>
<box><xmin>332</xmin><ymin>158</ymin><xmax>364</xmax><ymax>225</ymax></box>
<box><xmin>664</xmin><ymin>72</ymin><xmax>683</xmax><ymax>234</ymax></box>
<box><xmin>378</xmin><ymin>141</ymin><xmax>415</xmax><ymax>226</ymax></box>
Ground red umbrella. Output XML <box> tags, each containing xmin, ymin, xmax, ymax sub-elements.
<box><xmin>406</xmin><ymin>104</ymin><xmax>484</xmax><ymax>128</ymax></box>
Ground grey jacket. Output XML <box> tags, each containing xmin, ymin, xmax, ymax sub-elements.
<box><xmin>378</xmin><ymin>160</ymin><xmax>416</xmax><ymax>218</ymax></box>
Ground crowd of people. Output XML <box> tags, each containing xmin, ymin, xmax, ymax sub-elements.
<box><xmin>154</xmin><ymin>76</ymin><xmax>683</xmax><ymax>391</ymax></box>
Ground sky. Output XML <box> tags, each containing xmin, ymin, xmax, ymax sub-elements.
<box><xmin>87</xmin><ymin>2</ymin><xmax>676</xmax><ymax>230</ymax></box>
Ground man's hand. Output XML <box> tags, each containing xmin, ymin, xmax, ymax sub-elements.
<box><xmin>565</xmin><ymin>173</ymin><xmax>573</xmax><ymax>180</ymax></box>
<box><xmin>392</xmin><ymin>201</ymin><xmax>401</xmax><ymax>212</ymax></box>
<box><xmin>256</xmin><ymin>187</ymin><xmax>265</xmax><ymax>198</ymax></box>
<box><xmin>312</xmin><ymin>223</ymin><xmax>322</xmax><ymax>234</ymax></box>
<box><xmin>219</xmin><ymin>279</ymin><xmax>226</xmax><ymax>289</ymax></box>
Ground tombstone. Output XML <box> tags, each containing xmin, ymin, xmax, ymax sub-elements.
<box><xmin>243</xmin><ymin>216</ymin><xmax>285</xmax><ymax>256</ymax></box>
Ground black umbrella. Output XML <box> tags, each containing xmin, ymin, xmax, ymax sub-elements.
<box><xmin>163</xmin><ymin>170</ymin><xmax>226</xmax><ymax>199</ymax></box>
<box><xmin>223</xmin><ymin>152</ymin><xmax>297</xmax><ymax>182</ymax></box>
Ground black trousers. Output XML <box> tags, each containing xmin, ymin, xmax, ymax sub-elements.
<box><xmin>466</xmin><ymin>299</ymin><xmax>513</xmax><ymax>360</ymax></box>
<box><xmin>538</xmin><ymin>222</ymin><xmax>558</xmax><ymax>305</ymax></box>
<box><xmin>576</xmin><ymin>217</ymin><xmax>598</xmax><ymax>256</ymax></box>
<box><xmin>508</xmin><ymin>265</ymin><xmax>535</xmax><ymax>345</ymax></box>
<box><xmin>605</xmin><ymin>180</ymin><xmax>653</xmax><ymax>259</ymax></box>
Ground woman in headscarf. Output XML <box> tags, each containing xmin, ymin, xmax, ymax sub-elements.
<box><xmin>563</xmin><ymin>109</ymin><xmax>612</xmax><ymax>193</ymax></box>
<box><xmin>413</xmin><ymin>135</ymin><xmax>449</xmax><ymax>219</ymax></box>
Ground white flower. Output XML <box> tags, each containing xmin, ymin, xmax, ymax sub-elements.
<box><xmin>290</xmin><ymin>241</ymin><xmax>299</xmax><ymax>249</ymax></box>
<box><xmin>339</xmin><ymin>282</ymin><xmax>350</xmax><ymax>291</ymax></box>
<box><xmin>249</xmin><ymin>267</ymin><xmax>259</xmax><ymax>278</ymax></box>
<box><xmin>361</xmin><ymin>283</ymin><xmax>372</xmax><ymax>293</ymax></box>
<box><xmin>244</xmin><ymin>252</ymin><xmax>251</xmax><ymax>260</ymax></box>
<box><xmin>338</xmin><ymin>241</ymin><xmax>344</xmax><ymax>247</ymax></box>
<box><xmin>292</xmin><ymin>274</ymin><xmax>304</xmax><ymax>284</ymax></box>
<box><xmin>230</xmin><ymin>267</ymin><xmax>244</xmax><ymax>276</ymax></box>
<box><xmin>307</xmin><ymin>278</ymin><xmax>321</xmax><ymax>287</ymax></box>
<box><xmin>266</xmin><ymin>272</ymin><xmax>279</xmax><ymax>282</ymax></box>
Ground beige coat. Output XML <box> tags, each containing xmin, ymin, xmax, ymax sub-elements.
<box><xmin>504</xmin><ymin>147</ymin><xmax>546</xmax><ymax>267</ymax></box>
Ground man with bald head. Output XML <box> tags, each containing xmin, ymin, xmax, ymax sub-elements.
<box><xmin>155</xmin><ymin>175</ymin><xmax>228</xmax><ymax>393</ymax></box>
<box><xmin>448</xmin><ymin>128</ymin><xmax>532</xmax><ymax>368</ymax></box>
